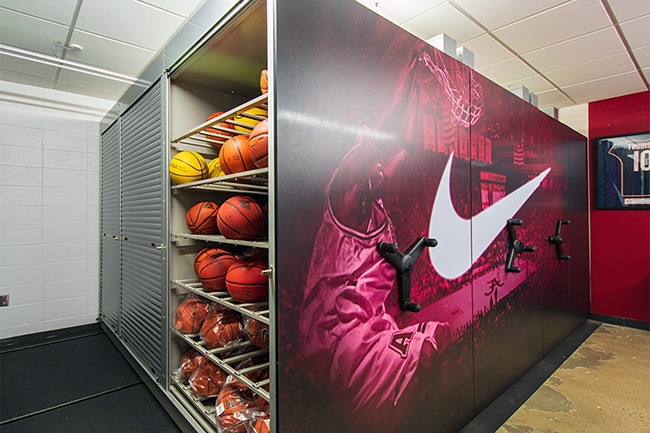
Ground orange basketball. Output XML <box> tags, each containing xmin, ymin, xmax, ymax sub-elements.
<box><xmin>200</xmin><ymin>306</ymin><xmax>243</xmax><ymax>349</ymax></box>
<box><xmin>218</xmin><ymin>135</ymin><xmax>256</xmax><ymax>175</ymax></box>
<box><xmin>259</xmin><ymin>69</ymin><xmax>268</xmax><ymax>94</ymax></box>
<box><xmin>179</xmin><ymin>349</ymin><xmax>207</xmax><ymax>383</ymax></box>
<box><xmin>252</xmin><ymin>414</ymin><xmax>271</xmax><ymax>433</ymax></box>
<box><xmin>205</xmin><ymin>111</ymin><xmax>232</xmax><ymax>145</ymax></box>
<box><xmin>174</xmin><ymin>297</ymin><xmax>209</xmax><ymax>334</ymax></box>
<box><xmin>193</xmin><ymin>247</ymin><xmax>221</xmax><ymax>275</ymax></box>
<box><xmin>243</xmin><ymin>316</ymin><xmax>269</xmax><ymax>350</ymax></box>
<box><xmin>225</xmin><ymin>259</ymin><xmax>268</xmax><ymax>303</ymax></box>
<box><xmin>186</xmin><ymin>201</ymin><xmax>220</xmax><ymax>235</ymax></box>
<box><xmin>216</xmin><ymin>382</ymin><xmax>255</xmax><ymax>433</ymax></box>
<box><xmin>189</xmin><ymin>360</ymin><xmax>227</xmax><ymax>398</ymax></box>
<box><xmin>197</xmin><ymin>250</ymin><xmax>237</xmax><ymax>292</ymax></box>
<box><xmin>217</xmin><ymin>195</ymin><xmax>264</xmax><ymax>240</ymax></box>
<box><xmin>248</xmin><ymin>119</ymin><xmax>268</xmax><ymax>168</ymax></box>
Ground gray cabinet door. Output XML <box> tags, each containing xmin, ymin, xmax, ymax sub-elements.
<box><xmin>119</xmin><ymin>80</ymin><xmax>168</xmax><ymax>382</ymax></box>
<box><xmin>100</xmin><ymin>120</ymin><xmax>121</xmax><ymax>333</ymax></box>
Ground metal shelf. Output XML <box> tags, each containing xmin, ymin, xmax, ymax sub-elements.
<box><xmin>171</xmin><ymin>233</ymin><xmax>269</xmax><ymax>249</ymax></box>
<box><xmin>171</xmin><ymin>167</ymin><xmax>268</xmax><ymax>196</ymax></box>
<box><xmin>172</xmin><ymin>94</ymin><xmax>268</xmax><ymax>149</ymax></box>
<box><xmin>172</xmin><ymin>278</ymin><xmax>270</xmax><ymax>325</ymax></box>
<box><xmin>171</xmin><ymin>327</ymin><xmax>270</xmax><ymax>402</ymax></box>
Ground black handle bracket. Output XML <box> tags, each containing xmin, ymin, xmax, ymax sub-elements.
<box><xmin>506</xmin><ymin>219</ymin><xmax>535</xmax><ymax>273</ymax></box>
<box><xmin>378</xmin><ymin>237</ymin><xmax>438</xmax><ymax>312</ymax></box>
<box><xmin>549</xmin><ymin>219</ymin><xmax>571</xmax><ymax>260</ymax></box>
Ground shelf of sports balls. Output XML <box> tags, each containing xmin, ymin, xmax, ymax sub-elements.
<box><xmin>168</xmin><ymin>87</ymin><xmax>271</xmax><ymax>433</ymax></box>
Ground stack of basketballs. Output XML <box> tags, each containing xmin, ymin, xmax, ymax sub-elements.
<box><xmin>168</xmin><ymin>69</ymin><xmax>269</xmax><ymax>187</ymax></box>
<box><xmin>184</xmin><ymin>195</ymin><xmax>268</xmax><ymax>304</ymax></box>
<box><xmin>173</xmin><ymin>294</ymin><xmax>270</xmax><ymax>432</ymax></box>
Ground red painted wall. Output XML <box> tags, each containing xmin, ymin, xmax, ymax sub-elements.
<box><xmin>589</xmin><ymin>91</ymin><xmax>650</xmax><ymax>323</ymax></box>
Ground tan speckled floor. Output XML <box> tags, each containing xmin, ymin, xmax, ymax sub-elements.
<box><xmin>497</xmin><ymin>323</ymin><xmax>650</xmax><ymax>433</ymax></box>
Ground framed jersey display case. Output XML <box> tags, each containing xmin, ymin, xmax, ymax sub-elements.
<box><xmin>594</xmin><ymin>131</ymin><xmax>650</xmax><ymax>209</ymax></box>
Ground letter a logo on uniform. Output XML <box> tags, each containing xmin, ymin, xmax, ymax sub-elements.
<box><xmin>389</xmin><ymin>331</ymin><xmax>414</xmax><ymax>358</ymax></box>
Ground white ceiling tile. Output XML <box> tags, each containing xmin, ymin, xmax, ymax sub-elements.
<box><xmin>0</xmin><ymin>0</ymin><xmax>78</xmax><ymax>25</ymax></box>
<box><xmin>68</xmin><ymin>30</ymin><xmax>155</xmax><ymax>76</ymax></box>
<box><xmin>56</xmin><ymin>68</ymin><xmax>128</xmax><ymax>100</ymax></box>
<box><xmin>0</xmin><ymin>9</ymin><xmax>69</xmax><ymax>55</ymax></box>
<box><xmin>402</xmin><ymin>2</ymin><xmax>484</xmax><ymax>43</ymax></box>
<box><xmin>0</xmin><ymin>54</ymin><xmax>57</xmax><ymax>85</ymax></box>
<box><xmin>502</xmin><ymin>75</ymin><xmax>554</xmax><ymax>94</ymax></box>
<box><xmin>451</xmin><ymin>0</ymin><xmax>568</xmax><ymax>31</ymax></box>
<box><xmin>634</xmin><ymin>45</ymin><xmax>650</xmax><ymax>69</ymax></box>
<box><xmin>493</xmin><ymin>0</ymin><xmax>612</xmax><ymax>54</ymax></box>
<box><xmin>75</xmin><ymin>0</ymin><xmax>184</xmax><ymax>51</ymax></box>
<box><xmin>476</xmin><ymin>57</ymin><xmax>537</xmax><ymax>85</ymax></box>
<box><xmin>619</xmin><ymin>15</ymin><xmax>650</xmax><ymax>49</ymax></box>
<box><xmin>607</xmin><ymin>0</ymin><xmax>650</xmax><ymax>23</ymax></box>
<box><xmin>522</xmin><ymin>27</ymin><xmax>626</xmax><ymax>73</ymax></box>
<box><xmin>0</xmin><ymin>68</ymin><xmax>55</xmax><ymax>89</ymax></box>
<box><xmin>138</xmin><ymin>0</ymin><xmax>205</xmax><ymax>17</ymax></box>
<box><xmin>643</xmin><ymin>67</ymin><xmax>650</xmax><ymax>84</ymax></box>
<box><xmin>460</xmin><ymin>34</ymin><xmax>513</xmax><ymax>68</ymax></box>
<box><xmin>545</xmin><ymin>52</ymin><xmax>636</xmax><ymax>87</ymax></box>
<box><xmin>563</xmin><ymin>71</ymin><xmax>646</xmax><ymax>104</ymax></box>
<box><xmin>355</xmin><ymin>0</ymin><xmax>447</xmax><ymax>25</ymax></box>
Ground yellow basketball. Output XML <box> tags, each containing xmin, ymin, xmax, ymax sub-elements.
<box><xmin>169</xmin><ymin>151</ymin><xmax>208</xmax><ymax>184</ymax></box>
<box><xmin>208</xmin><ymin>157</ymin><xmax>224</xmax><ymax>178</ymax></box>
<box><xmin>233</xmin><ymin>107</ymin><xmax>268</xmax><ymax>132</ymax></box>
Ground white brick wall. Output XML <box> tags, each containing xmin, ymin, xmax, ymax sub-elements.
<box><xmin>0</xmin><ymin>80</ymin><xmax>114</xmax><ymax>339</ymax></box>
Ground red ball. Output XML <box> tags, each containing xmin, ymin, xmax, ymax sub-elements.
<box><xmin>226</xmin><ymin>259</ymin><xmax>268</xmax><ymax>303</ymax></box>
<box><xmin>200</xmin><ymin>307</ymin><xmax>243</xmax><ymax>349</ymax></box>
<box><xmin>178</xmin><ymin>349</ymin><xmax>207</xmax><ymax>383</ymax></box>
<box><xmin>193</xmin><ymin>247</ymin><xmax>221</xmax><ymax>275</ymax></box>
<box><xmin>252</xmin><ymin>414</ymin><xmax>270</xmax><ymax>433</ymax></box>
<box><xmin>197</xmin><ymin>250</ymin><xmax>237</xmax><ymax>292</ymax></box>
<box><xmin>243</xmin><ymin>316</ymin><xmax>269</xmax><ymax>350</ymax></box>
<box><xmin>248</xmin><ymin>119</ymin><xmax>268</xmax><ymax>168</ymax></box>
<box><xmin>219</xmin><ymin>135</ymin><xmax>256</xmax><ymax>175</ymax></box>
<box><xmin>186</xmin><ymin>201</ymin><xmax>220</xmax><ymax>234</ymax></box>
<box><xmin>259</xmin><ymin>69</ymin><xmax>268</xmax><ymax>95</ymax></box>
<box><xmin>174</xmin><ymin>297</ymin><xmax>209</xmax><ymax>334</ymax></box>
<box><xmin>216</xmin><ymin>382</ymin><xmax>256</xmax><ymax>433</ymax></box>
<box><xmin>217</xmin><ymin>195</ymin><xmax>264</xmax><ymax>240</ymax></box>
<box><xmin>189</xmin><ymin>360</ymin><xmax>227</xmax><ymax>398</ymax></box>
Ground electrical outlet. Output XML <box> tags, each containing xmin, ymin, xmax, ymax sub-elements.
<box><xmin>1</xmin><ymin>295</ymin><xmax>9</xmax><ymax>307</ymax></box>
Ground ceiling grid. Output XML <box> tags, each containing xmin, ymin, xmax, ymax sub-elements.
<box><xmin>0</xmin><ymin>0</ymin><xmax>647</xmax><ymax>107</ymax></box>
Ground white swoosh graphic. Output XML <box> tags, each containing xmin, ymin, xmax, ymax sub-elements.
<box><xmin>429</xmin><ymin>153</ymin><xmax>550</xmax><ymax>279</ymax></box>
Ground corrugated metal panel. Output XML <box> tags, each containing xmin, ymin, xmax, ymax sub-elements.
<box><xmin>119</xmin><ymin>81</ymin><xmax>167</xmax><ymax>381</ymax></box>
<box><xmin>99</xmin><ymin>120</ymin><xmax>121</xmax><ymax>333</ymax></box>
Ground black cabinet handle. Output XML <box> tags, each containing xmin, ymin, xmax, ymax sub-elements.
<box><xmin>378</xmin><ymin>237</ymin><xmax>438</xmax><ymax>312</ymax></box>
<box><xmin>506</xmin><ymin>219</ymin><xmax>535</xmax><ymax>273</ymax></box>
<box><xmin>549</xmin><ymin>219</ymin><xmax>571</xmax><ymax>260</ymax></box>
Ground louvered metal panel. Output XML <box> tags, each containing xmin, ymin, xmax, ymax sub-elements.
<box><xmin>119</xmin><ymin>81</ymin><xmax>168</xmax><ymax>382</ymax></box>
<box><xmin>99</xmin><ymin>120</ymin><xmax>121</xmax><ymax>333</ymax></box>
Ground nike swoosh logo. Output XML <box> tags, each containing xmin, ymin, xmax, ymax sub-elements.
<box><xmin>428</xmin><ymin>153</ymin><xmax>550</xmax><ymax>279</ymax></box>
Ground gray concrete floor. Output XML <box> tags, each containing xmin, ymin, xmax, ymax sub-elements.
<box><xmin>497</xmin><ymin>323</ymin><xmax>650</xmax><ymax>433</ymax></box>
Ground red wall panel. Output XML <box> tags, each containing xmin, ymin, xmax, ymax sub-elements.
<box><xmin>589</xmin><ymin>91</ymin><xmax>650</xmax><ymax>322</ymax></box>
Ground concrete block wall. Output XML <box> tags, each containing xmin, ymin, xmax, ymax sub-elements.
<box><xmin>0</xmin><ymin>80</ymin><xmax>114</xmax><ymax>339</ymax></box>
